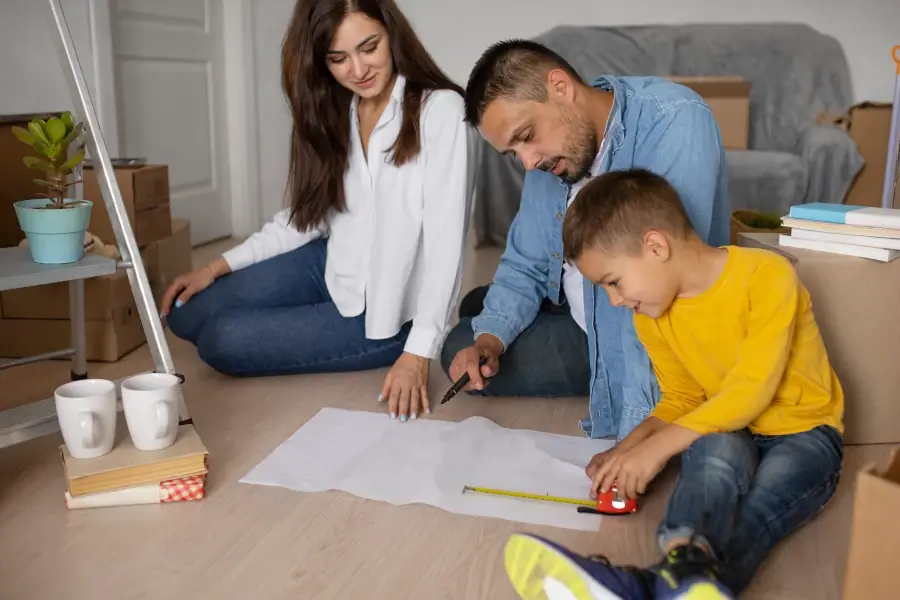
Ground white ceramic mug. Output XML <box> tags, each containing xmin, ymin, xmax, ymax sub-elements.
<box><xmin>54</xmin><ymin>379</ymin><xmax>118</xmax><ymax>459</ymax></box>
<box><xmin>121</xmin><ymin>373</ymin><xmax>180</xmax><ymax>451</ymax></box>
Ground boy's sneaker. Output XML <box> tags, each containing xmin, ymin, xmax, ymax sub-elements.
<box><xmin>503</xmin><ymin>533</ymin><xmax>734</xmax><ymax>600</ymax></box>
<box><xmin>652</xmin><ymin>543</ymin><xmax>734</xmax><ymax>600</ymax></box>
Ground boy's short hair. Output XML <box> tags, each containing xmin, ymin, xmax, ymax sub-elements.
<box><xmin>464</xmin><ymin>40</ymin><xmax>584</xmax><ymax>127</ymax></box>
<box><xmin>562</xmin><ymin>169</ymin><xmax>695</xmax><ymax>260</ymax></box>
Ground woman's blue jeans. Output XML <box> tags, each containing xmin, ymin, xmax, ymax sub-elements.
<box><xmin>166</xmin><ymin>239</ymin><xmax>410</xmax><ymax>377</ymax></box>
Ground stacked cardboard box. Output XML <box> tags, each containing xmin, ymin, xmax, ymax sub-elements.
<box><xmin>667</xmin><ymin>76</ymin><xmax>751</xmax><ymax>150</ymax></box>
<box><xmin>0</xmin><ymin>114</ymin><xmax>193</xmax><ymax>362</ymax></box>
<box><xmin>83</xmin><ymin>162</ymin><xmax>173</xmax><ymax>247</ymax></box>
<box><xmin>830</xmin><ymin>101</ymin><xmax>897</xmax><ymax>208</ymax></box>
<box><xmin>842</xmin><ymin>450</ymin><xmax>900</xmax><ymax>599</ymax></box>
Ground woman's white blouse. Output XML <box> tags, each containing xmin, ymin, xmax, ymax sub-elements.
<box><xmin>222</xmin><ymin>75</ymin><xmax>474</xmax><ymax>359</ymax></box>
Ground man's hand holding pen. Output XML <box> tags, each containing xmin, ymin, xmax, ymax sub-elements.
<box><xmin>448</xmin><ymin>334</ymin><xmax>502</xmax><ymax>392</ymax></box>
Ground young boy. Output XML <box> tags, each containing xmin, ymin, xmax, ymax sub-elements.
<box><xmin>502</xmin><ymin>169</ymin><xmax>845</xmax><ymax>600</ymax></box>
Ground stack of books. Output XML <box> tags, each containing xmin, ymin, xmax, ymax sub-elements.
<box><xmin>780</xmin><ymin>203</ymin><xmax>900</xmax><ymax>262</ymax></box>
<box><xmin>61</xmin><ymin>423</ymin><xmax>209</xmax><ymax>509</ymax></box>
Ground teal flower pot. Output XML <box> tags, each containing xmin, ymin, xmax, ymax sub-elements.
<box><xmin>14</xmin><ymin>198</ymin><xmax>94</xmax><ymax>264</ymax></box>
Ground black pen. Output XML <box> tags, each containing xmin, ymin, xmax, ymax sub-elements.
<box><xmin>440</xmin><ymin>355</ymin><xmax>488</xmax><ymax>404</ymax></box>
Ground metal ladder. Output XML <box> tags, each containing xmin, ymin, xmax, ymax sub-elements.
<box><xmin>882</xmin><ymin>46</ymin><xmax>900</xmax><ymax>209</ymax></box>
<box><xmin>0</xmin><ymin>0</ymin><xmax>191</xmax><ymax>449</ymax></box>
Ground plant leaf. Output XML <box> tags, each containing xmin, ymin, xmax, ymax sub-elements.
<box><xmin>45</xmin><ymin>117</ymin><xmax>66</xmax><ymax>143</ymax></box>
<box><xmin>28</xmin><ymin>121</ymin><xmax>49</xmax><ymax>145</ymax></box>
<box><xmin>32</xmin><ymin>178</ymin><xmax>58</xmax><ymax>188</ymax></box>
<box><xmin>61</xmin><ymin>122</ymin><xmax>84</xmax><ymax>146</ymax></box>
<box><xmin>22</xmin><ymin>156</ymin><xmax>55</xmax><ymax>170</ymax></box>
<box><xmin>61</xmin><ymin>111</ymin><xmax>74</xmax><ymax>131</ymax></box>
<box><xmin>43</xmin><ymin>142</ymin><xmax>62</xmax><ymax>162</ymax></box>
<box><xmin>30</xmin><ymin>138</ymin><xmax>50</xmax><ymax>157</ymax></box>
<box><xmin>60</xmin><ymin>149</ymin><xmax>85</xmax><ymax>171</ymax></box>
<box><xmin>11</xmin><ymin>126</ymin><xmax>35</xmax><ymax>145</ymax></box>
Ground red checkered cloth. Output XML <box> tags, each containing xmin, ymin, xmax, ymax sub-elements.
<box><xmin>160</xmin><ymin>475</ymin><xmax>206</xmax><ymax>503</ymax></box>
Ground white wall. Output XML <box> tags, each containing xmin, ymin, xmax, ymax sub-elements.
<box><xmin>250</xmin><ymin>0</ymin><xmax>897</xmax><ymax>224</ymax></box>
<box><xmin>0</xmin><ymin>0</ymin><xmax>95</xmax><ymax>115</ymax></box>
<box><xmin>252</xmin><ymin>0</ymin><xmax>295</xmax><ymax>224</ymax></box>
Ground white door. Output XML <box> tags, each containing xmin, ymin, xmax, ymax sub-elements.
<box><xmin>110</xmin><ymin>0</ymin><xmax>232</xmax><ymax>244</ymax></box>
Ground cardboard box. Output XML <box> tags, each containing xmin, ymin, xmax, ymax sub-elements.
<box><xmin>669</xmin><ymin>76</ymin><xmax>751</xmax><ymax>150</ymax></box>
<box><xmin>835</xmin><ymin>102</ymin><xmax>897</xmax><ymax>208</ymax></box>
<box><xmin>737</xmin><ymin>232</ymin><xmax>900</xmax><ymax>444</ymax></box>
<box><xmin>141</xmin><ymin>218</ymin><xmax>193</xmax><ymax>298</ymax></box>
<box><xmin>842</xmin><ymin>450</ymin><xmax>900</xmax><ymax>599</ymax></box>
<box><xmin>0</xmin><ymin>219</ymin><xmax>192</xmax><ymax>362</ymax></box>
<box><xmin>0</xmin><ymin>291</ymin><xmax>145</xmax><ymax>362</ymax></box>
<box><xmin>1</xmin><ymin>268</ymin><xmax>149</xmax><ymax>321</ymax></box>
<box><xmin>83</xmin><ymin>164</ymin><xmax>172</xmax><ymax>246</ymax></box>
<box><xmin>0</xmin><ymin>112</ymin><xmax>63</xmax><ymax>248</ymax></box>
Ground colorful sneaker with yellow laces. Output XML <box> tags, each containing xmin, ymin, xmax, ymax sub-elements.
<box><xmin>503</xmin><ymin>533</ymin><xmax>734</xmax><ymax>600</ymax></box>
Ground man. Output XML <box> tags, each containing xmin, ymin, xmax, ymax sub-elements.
<box><xmin>441</xmin><ymin>39</ymin><xmax>730</xmax><ymax>440</ymax></box>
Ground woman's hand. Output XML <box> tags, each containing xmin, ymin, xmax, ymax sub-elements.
<box><xmin>381</xmin><ymin>352</ymin><xmax>430</xmax><ymax>422</ymax></box>
<box><xmin>160</xmin><ymin>257</ymin><xmax>230</xmax><ymax>317</ymax></box>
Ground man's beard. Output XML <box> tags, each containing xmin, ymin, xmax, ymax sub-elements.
<box><xmin>558</xmin><ymin>115</ymin><xmax>598</xmax><ymax>184</ymax></box>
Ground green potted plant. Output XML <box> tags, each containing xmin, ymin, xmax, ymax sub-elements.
<box><xmin>11</xmin><ymin>111</ymin><xmax>93</xmax><ymax>264</ymax></box>
<box><xmin>730</xmin><ymin>209</ymin><xmax>791</xmax><ymax>245</ymax></box>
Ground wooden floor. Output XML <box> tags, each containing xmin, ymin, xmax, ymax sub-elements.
<box><xmin>0</xmin><ymin>236</ymin><xmax>893</xmax><ymax>599</ymax></box>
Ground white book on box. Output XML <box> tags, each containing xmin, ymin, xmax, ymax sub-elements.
<box><xmin>790</xmin><ymin>228</ymin><xmax>900</xmax><ymax>250</ymax></box>
<box><xmin>844</xmin><ymin>207</ymin><xmax>900</xmax><ymax>229</ymax></box>
<box><xmin>780</xmin><ymin>217</ymin><xmax>900</xmax><ymax>239</ymax></box>
<box><xmin>779</xmin><ymin>234</ymin><xmax>900</xmax><ymax>262</ymax></box>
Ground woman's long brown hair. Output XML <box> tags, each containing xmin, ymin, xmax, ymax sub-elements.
<box><xmin>281</xmin><ymin>0</ymin><xmax>464</xmax><ymax>232</ymax></box>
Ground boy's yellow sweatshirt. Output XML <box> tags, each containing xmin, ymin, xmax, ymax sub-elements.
<box><xmin>635</xmin><ymin>246</ymin><xmax>844</xmax><ymax>437</ymax></box>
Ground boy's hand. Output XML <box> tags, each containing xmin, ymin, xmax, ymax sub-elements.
<box><xmin>590</xmin><ymin>441</ymin><xmax>668</xmax><ymax>501</ymax></box>
<box><xmin>585</xmin><ymin>446</ymin><xmax>623</xmax><ymax>480</ymax></box>
<box><xmin>585</xmin><ymin>417</ymin><xmax>669</xmax><ymax>487</ymax></box>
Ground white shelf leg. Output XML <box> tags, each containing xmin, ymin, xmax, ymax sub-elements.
<box><xmin>69</xmin><ymin>279</ymin><xmax>87</xmax><ymax>380</ymax></box>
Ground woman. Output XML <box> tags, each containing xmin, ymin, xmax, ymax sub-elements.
<box><xmin>161</xmin><ymin>0</ymin><xmax>471</xmax><ymax>423</ymax></box>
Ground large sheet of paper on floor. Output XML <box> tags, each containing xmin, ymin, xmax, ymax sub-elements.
<box><xmin>240</xmin><ymin>408</ymin><xmax>615</xmax><ymax>531</ymax></box>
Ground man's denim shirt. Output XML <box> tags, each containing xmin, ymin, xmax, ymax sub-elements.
<box><xmin>472</xmin><ymin>75</ymin><xmax>730</xmax><ymax>440</ymax></box>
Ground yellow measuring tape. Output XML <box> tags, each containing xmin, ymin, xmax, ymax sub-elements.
<box><xmin>462</xmin><ymin>485</ymin><xmax>595</xmax><ymax>508</ymax></box>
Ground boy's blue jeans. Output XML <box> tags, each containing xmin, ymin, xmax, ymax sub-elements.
<box><xmin>166</xmin><ymin>239</ymin><xmax>410</xmax><ymax>377</ymax></box>
<box><xmin>658</xmin><ymin>425</ymin><xmax>844</xmax><ymax>594</ymax></box>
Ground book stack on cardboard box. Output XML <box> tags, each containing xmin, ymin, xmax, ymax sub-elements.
<box><xmin>63</xmin><ymin>423</ymin><xmax>209</xmax><ymax>509</ymax></box>
<box><xmin>779</xmin><ymin>203</ymin><xmax>900</xmax><ymax>262</ymax></box>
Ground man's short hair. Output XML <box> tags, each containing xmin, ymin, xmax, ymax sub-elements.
<box><xmin>562</xmin><ymin>169</ymin><xmax>695</xmax><ymax>261</ymax></box>
<box><xmin>464</xmin><ymin>39</ymin><xmax>584</xmax><ymax>126</ymax></box>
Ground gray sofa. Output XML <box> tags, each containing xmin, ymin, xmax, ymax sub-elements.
<box><xmin>472</xmin><ymin>23</ymin><xmax>864</xmax><ymax>247</ymax></box>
